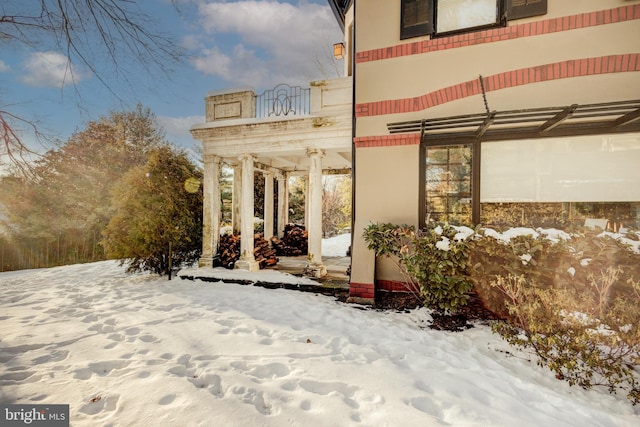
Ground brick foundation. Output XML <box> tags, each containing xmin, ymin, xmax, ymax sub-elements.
<box><xmin>377</xmin><ymin>279</ymin><xmax>420</xmax><ymax>294</ymax></box>
<box><xmin>348</xmin><ymin>282</ymin><xmax>375</xmax><ymax>301</ymax></box>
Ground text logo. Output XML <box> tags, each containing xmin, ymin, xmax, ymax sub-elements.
<box><xmin>1</xmin><ymin>405</ymin><xmax>69</xmax><ymax>427</ymax></box>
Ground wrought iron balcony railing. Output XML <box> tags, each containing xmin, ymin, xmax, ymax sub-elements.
<box><xmin>256</xmin><ymin>84</ymin><xmax>310</xmax><ymax>118</ymax></box>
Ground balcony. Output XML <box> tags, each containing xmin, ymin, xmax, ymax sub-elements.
<box><xmin>202</xmin><ymin>77</ymin><xmax>351</xmax><ymax>125</ymax></box>
<box><xmin>193</xmin><ymin>76</ymin><xmax>352</xmax><ymax>174</ymax></box>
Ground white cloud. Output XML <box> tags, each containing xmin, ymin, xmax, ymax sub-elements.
<box><xmin>193</xmin><ymin>44</ymin><xmax>270</xmax><ymax>87</ymax></box>
<box><xmin>157</xmin><ymin>115</ymin><xmax>205</xmax><ymax>139</ymax></box>
<box><xmin>181</xmin><ymin>34</ymin><xmax>203</xmax><ymax>51</ymax></box>
<box><xmin>190</xmin><ymin>0</ymin><xmax>342</xmax><ymax>88</ymax></box>
<box><xmin>20</xmin><ymin>51</ymin><xmax>91</xmax><ymax>88</ymax></box>
<box><xmin>0</xmin><ymin>60</ymin><xmax>10</xmax><ymax>72</ymax></box>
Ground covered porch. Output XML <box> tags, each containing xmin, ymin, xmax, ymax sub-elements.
<box><xmin>190</xmin><ymin>77</ymin><xmax>352</xmax><ymax>278</ymax></box>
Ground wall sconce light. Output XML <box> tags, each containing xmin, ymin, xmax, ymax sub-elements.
<box><xmin>333</xmin><ymin>42</ymin><xmax>345</xmax><ymax>60</ymax></box>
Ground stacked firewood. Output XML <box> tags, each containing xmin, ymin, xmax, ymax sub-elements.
<box><xmin>283</xmin><ymin>224</ymin><xmax>308</xmax><ymax>255</ymax></box>
<box><xmin>269</xmin><ymin>224</ymin><xmax>308</xmax><ymax>256</ymax></box>
<box><xmin>218</xmin><ymin>233</ymin><xmax>279</xmax><ymax>269</ymax></box>
<box><xmin>268</xmin><ymin>237</ymin><xmax>288</xmax><ymax>256</ymax></box>
<box><xmin>254</xmin><ymin>235</ymin><xmax>278</xmax><ymax>268</ymax></box>
<box><xmin>219</xmin><ymin>234</ymin><xmax>241</xmax><ymax>269</ymax></box>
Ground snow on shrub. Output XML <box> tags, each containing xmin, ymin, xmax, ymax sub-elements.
<box><xmin>363</xmin><ymin>223</ymin><xmax>475</xmax><ymax>312</ymax></box>
<box><xmin>471</xmin><ymin>228</ymin><xmax>640</xmax><ymax>405</ymax></box>
<box><xmin>365</xmin><ymin>222</ymin><xmax>640</xmax><ymax>405</ymax></box>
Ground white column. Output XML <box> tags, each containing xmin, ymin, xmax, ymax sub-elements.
<box><xmin>232</xmin><ymin>164</ymin><xmax>242</xmax><ymax>235</ymax></box>
<box><xmin>199</xmin><ymin>155</ymin><xmax>221</xmax><ymax>267</ymax></box>
<box><xmin>305</xmin><ymin>149</ymin><xmax>327</xmax><ymax>278</ymax></box>
<box><xmin>264</xmin><ymin>172</ymin><xmax>274</xmax><ymax>240</ymax></box>
<box><xmin>235</xmin><ymin>154</ymin><xmax>259</xmax><ymax>272</ymax></box>
<box><xmin>304</xmin><ymin>176</ymin><xmax>310</xmax><ymax>228</ymax></box>
<box><xmin>277</xmin><ymin>174</ymin><xmax>289</xmax><ymax>238</ymax></box>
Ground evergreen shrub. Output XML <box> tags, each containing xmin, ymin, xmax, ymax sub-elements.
<box><xmin>471</xmin><ymin>229</ymin><xmax>640</xmax><ymax>404</ymax></box>
<box><xmin>363</xmin><ymin>222</ymin><xmax>476</xmax><ymax>312</ymax></box>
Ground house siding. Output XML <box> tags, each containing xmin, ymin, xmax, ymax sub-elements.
<box><xmin>349</xmin><ymin>0</ymin><xmax>640</xmax><ymax>301</ymax></box>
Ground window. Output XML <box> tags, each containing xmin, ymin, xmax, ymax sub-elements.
<box><xmin>506</xmin><ymin>0</ymin><xmax>547</xmax><ymax>20</ymax></box>
<box><xmin>436</xmin><ymin>0</ymin><xmax>503</xmax><ymax>35</ymax></box>
<box><xmin>401</xmin><ymin>0</ymin><xmax>547</xmax><ymax>40</ymax></box>
<box><xmin>401</xmin><ymin>0</ymin><xmax>433</xmax><ymax>39</ymax></box>
<box><xmin>425</xmin><ymin>145</ymin><xmax>473</xmax><ymax>225</ymax></box>
<box><xmin>420</xmin><ymin>135</ymin><xmax>640</xmax><ymax>230</ymax></box>
<box><xmin>480</xmin><ymin>134</ymin><xmax>640</xmax><ymax>230</ymax></box>
<box><xmin>401</xmin><ymin>0</ymin><xmax>502</xmax><ymax>39</ymax></box>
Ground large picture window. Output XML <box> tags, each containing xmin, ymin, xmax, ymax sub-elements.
<box><xmin>421</xmin><ymin>135</ymin><xmax>640</xmax><ymax>230</ymax></box>
<box><xmin>480</xmin><ymin>134</ymin><xmax>640</xmax><ymax>230</ymax></box>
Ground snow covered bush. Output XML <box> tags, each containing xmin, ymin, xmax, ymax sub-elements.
<box><xmin>472</xmin><ymin>229</ymin><xmax>640</xmax><ymax>404</ymax></box>
<box><xmin>470</xmin><ymin>228</ymin><xmax>640</xmax><ymax>320</ymax></box>
<box><xmin>490</xmin><ymin>272</ymin><xmax>640</xmax><ymax>405</ymax></box>
<box><xmin>363</xmin><ymin>223</ymin><xmax>475</xmax><ymax>312</ymax></box>
<box><xmin>365</xmin><ymin>222</ymin><xmax>640</xmax><ymax>404</ymax></box>
<box><xmin>469</xmin><ymin>228</ymin><xmax>569</xmax><ymax>319</ymax></box>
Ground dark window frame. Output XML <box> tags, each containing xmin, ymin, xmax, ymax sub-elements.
<box><xmin>401</xmin><ymin>0</ymin><xmax>433</xmax><ymax>40</ymax></box>
<box><xmin>401</xmin><ymin>0</ymin><xmax>547</xmax><ymax>40</ymax></box>
<box><xmin>411</xmin><ymin>99</ymin><xmax>640</xmax><ymax>228</ymax></box>
<box><xmin>506</xmin><ymin>0</ymin><xmax>548</xmax><ymax>20</ymax></box>
<box><xmin>420</xmin><ymin>139</ymin><xmax>481</xmax><ymax>227</ymax></box>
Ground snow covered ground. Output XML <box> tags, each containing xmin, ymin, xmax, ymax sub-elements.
<box><xmin>321</xmin><ymin>232</ymin><xmax>351</xmax><ymax>257</ymax></box>
<box><xmin>1</xmin><ymin>241</ymin><xmax>639</xmax><ymax>425</ymax></box>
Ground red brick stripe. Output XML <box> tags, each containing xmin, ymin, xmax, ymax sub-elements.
<box><xmin>354</xmin><ymin>133</ymin><xmax>421</xmax><ymax>148</ymax></box>
<box><xmin>356</xmin><ymin>54</ymin><xmax>640</xmax><ymax>118</ymax></box>
<box><xmin>356</xmin><ymin>5</ymin><xmax>640</xmax><ymax>64</ymax></box>
<box><xmin>349</xmin><ymin>282</ymin><xmax>375</xmax><ymax>299</ymax></box>
<box><xmin>377</xmin><ymin>280</ymin><xmax>420</xmax><ymax>293</ymax></box>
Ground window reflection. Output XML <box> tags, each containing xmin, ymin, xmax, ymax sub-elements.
<box><xmin>426</xmin><ymin>145</ymin><xmax>472</xmax><ymax>225</ymax></box>
<box><xmin>437</xmin><ymin>0</ymin><xmax>499</xmax><ymax>33</ymax></box>
<box><xmin>481</xmin><ymin>201</ymin><xmax>640</xmax><ymax>231</ymax></box>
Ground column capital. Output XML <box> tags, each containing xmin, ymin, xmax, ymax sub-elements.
<box><xmin>307</xmin><ymin>148</ymin><xmax>325</xmax><ymax>158</ymax></box>
<box><xmin>238</xmin><ymin>153</ymin><xmax>256</xmax><ymax>162</ymax></box>
<box><xmin>276</xmin><ymin>172</ymin><xmax>288</xmax><ymax>181</ymax></box>
<box><xmin>203</xmin><ymin>154</ymin><xmax>221</xmax><ymax>163</ymax></box>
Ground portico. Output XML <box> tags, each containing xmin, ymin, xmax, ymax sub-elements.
<box><xmin>191</xmin><ymin>78</ymin><xmax>352</xmax><ymax>278</ymax></box>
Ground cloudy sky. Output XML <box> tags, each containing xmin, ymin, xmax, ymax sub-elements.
<box><xmin>0</xmin><ymin>0</ymin><xmax>343</xmax><ymax>156</ymax></box>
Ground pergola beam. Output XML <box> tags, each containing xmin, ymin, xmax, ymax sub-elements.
<box><xmin>475</xmin><ymin>111</ymin><xmax>495</xmax><ymax>138</ymax></box>
<box><xmin>613</xmin><ymin>108</ymin><xmax>640</xmax><ymax>127</ymax></box>
<box><xmin>539</xmin><ymin>104</ymin><xmax>578</xmax><ymax>133</ymax></box>
<box><xmin>389</xmin><ymin>99</ymin><xmax>640</xmax><ymax>140</ymax></box>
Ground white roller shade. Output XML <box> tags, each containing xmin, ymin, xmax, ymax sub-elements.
<box><xmin>481</xmin><ymin>133</ymin><xmax>640</xmax><ymax>203</ymax></box>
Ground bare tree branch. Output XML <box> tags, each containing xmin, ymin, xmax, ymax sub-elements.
<box><xmin>0</xmin><ymin>0</ymin><xmax>184</xmax><ymax>172</ymax></box>
<box><xmin>0</xmin><ymin>109</ymin><xmax>43</xmax><ymax>178</ymax></box>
